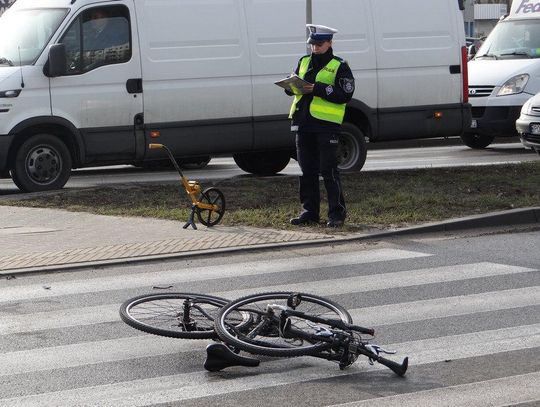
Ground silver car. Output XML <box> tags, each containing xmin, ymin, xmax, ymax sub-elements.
<box><xmin>516</xmin><ymin>93</ymin><xmax>540</xmax><ymax>155</ymax></box>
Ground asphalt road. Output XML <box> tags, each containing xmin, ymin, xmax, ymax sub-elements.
<box><xmin>1</xmin><ymin>140</ymin><xmax>538</xmax><ymax>194</ymax></box>
<box><xmin>1</xmin><ymin>227</ymin><xmax>538</xmax><ymax>406</ymax></box>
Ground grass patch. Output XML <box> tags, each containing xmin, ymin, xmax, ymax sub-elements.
<box><xmin>3</xmin><ymin>162</ymin><xmax>540</xmax><ymax>232</ymax></box>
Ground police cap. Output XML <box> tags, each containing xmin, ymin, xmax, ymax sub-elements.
<box><xmin>306</xmin><ymin>24</ymin><xmax>338</xmax><ymax>44</ymax></box>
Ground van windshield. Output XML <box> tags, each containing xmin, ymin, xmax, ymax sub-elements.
<box><xmin>476</xmin><ymin>19</ymin><xmax>540</xmax><ymax>60</ymax></box>
<box><xmin>0</xmin><ymin>8</ymin><xmax>67</xmax><ymax>66</ymax></box>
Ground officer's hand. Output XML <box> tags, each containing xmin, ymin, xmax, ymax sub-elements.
<box><xmin>302</xmin><ymin>84</ymin><xmax>314</xmax><ymax>93</ymax></box>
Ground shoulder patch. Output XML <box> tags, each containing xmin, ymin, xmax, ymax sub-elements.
<box><xmin>339</xmin><ymin>78</ymin><xmax>355</xmax><ymax>94</ymax></box>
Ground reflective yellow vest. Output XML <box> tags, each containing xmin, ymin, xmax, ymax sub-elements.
<box><xmin>289</xmin><ymin>56</ymin><xmax>346</xmax><ymax>125</ymax></box>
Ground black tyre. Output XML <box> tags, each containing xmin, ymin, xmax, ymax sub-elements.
<box><xmin>233</xmin><ymin>151</ymin><xmax>290</xmax><ymax>175</ymax></box>
<box><xmin>337</xmin><ymin>122</ymin><xmax>367</xmax><ymax>172</ymax></box>
<box><xmin>120</xmin><ymin>293</ymin><xmax>234</xmax><ymax>339</ymax></box>
<box><xmin>215</xmin><ymin>292</ymin><xmax>352</xmax><ymax>357</ymax></box>
<box><xmin>197</xmin><ymin>187</ymin><xmax>225</xmax><ymax>227</ymax></box>
<box><xmin>460</xmin><ymin>133</ymin><xmax>495</xmax><ymax>149</ymax></box>
<box><xmin>11</xmin><ymin>134</ymin><xmax>72</xmax><ymax>192</ymax></box>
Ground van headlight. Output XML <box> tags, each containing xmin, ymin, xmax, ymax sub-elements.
<box><xmin>497</xmin><ymin>74</ymin><xmax>529</xmax><ymax>96</ymax></box>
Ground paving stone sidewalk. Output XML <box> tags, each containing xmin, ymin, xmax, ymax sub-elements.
<box><xmin>0</xmin><ymin>206</ymin><xmax>333</xmax><ymax>273</ymax></box>
<box><xmin>1</xmin><ymin>205</ymin><xmax>538</xmax><ymax>274</ymax></box>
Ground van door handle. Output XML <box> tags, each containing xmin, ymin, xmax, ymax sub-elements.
<box><xmin>449</xmin><ymin>65</ymin><xmax>461</xmax><ymax>74</ymax></box>
<box><xmin>126</xmin><ymin>78</ymin><xmax>143</xmax><ymax>94</ymax></box>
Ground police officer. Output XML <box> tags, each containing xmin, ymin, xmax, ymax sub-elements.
<box><xmin>287</xmin><ymin>25</ymin><xmax>355</xmax><ymax>227</ymax></box>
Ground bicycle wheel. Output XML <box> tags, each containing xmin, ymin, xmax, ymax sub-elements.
<box><xmin>215</xmin><ymin>292</ymin><xmax>352</xmax><ymax>357</ymax></box>
<box><xmin>197</xmin><ymin>187</ymin><xmax>225</xmax><ymax>227</ymax></box>
<box><xmin>120</xmin><ymin>293</ymin><xmax>236</xmax><ymax>339</ymax></box>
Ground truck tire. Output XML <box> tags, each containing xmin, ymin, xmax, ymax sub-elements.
<box><xmin>11</xmin><ymin>134</ymin><xmax>72</xmax><ymax>192</ymax></box>
<box><xmin>233</xmin><ymin>151</ymin><xmax>290</xmax><ymax>175</ymax></box>
<box><xmin>460</xmin><ymin>133</ymin><xmax>494</xmax><ymax>149</ymax></box>
<box><xmin>337</xmin><ymin>122</ymin><xmax>367</xmax><ymax>172</ymax></box>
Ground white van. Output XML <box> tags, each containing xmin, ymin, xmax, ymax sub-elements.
<box><xmin>465</xmin><ymin>0</ymin><xmax>540</xmax><ymax>149</ymax></box>
<box><xmin>0</xmin><ymin>0</ymin><xmax>470</xmax><ymax>192</ymax></box>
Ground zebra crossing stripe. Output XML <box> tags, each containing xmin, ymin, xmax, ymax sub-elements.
<box><xmin>0</xmin><ymin>324</ymin><xmax>538</xmax><ymax>406</ymax></box>
<box><xmin>349</xmin><ymin>286</ymin><xmax>540</xmax><ymax>327</ymax></box>
<box><xmin>216</xmin><ymin>262</ymin><xmax>535</xmax><ymax>299</ymax></box>
<box><xmin>0</xmin><ymin>263</ymin><xmax>534</xmax><ymax>335</ymax></box>
<box><xmin>328</xmin><ymin>372</ymin><xmax>540</xmax><ymax>407</ymax></box>
<box><xmin>0</xmin><ymin>249</ymin><xmax>430</xmax><ymax>303</ymax></box>
<box><xmin>0</xmin><ymin>335</ymin><xmax>205</xmax><ymax>377</ymax></box>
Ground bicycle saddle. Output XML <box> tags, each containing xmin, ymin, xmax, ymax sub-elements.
<box><xmin>203</xmin><ymin>343</ymin><xmax>260</xmax><ymax>372</ymax></box>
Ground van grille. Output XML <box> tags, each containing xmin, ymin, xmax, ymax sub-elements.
<box><xmin>469</xmin><ymin>86</ymin><xmax>494</xmax><ymax>97</ymax></box>
<box><xmin>531</xmin><ymin>107</ymin><xmax>540</xmax><ymax>114</ymax></box>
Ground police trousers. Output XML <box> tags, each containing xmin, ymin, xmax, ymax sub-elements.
<box><xmin>296</xmin><ymin>131</ymin><xmax>346</xmax><ymax>221</ymax></box>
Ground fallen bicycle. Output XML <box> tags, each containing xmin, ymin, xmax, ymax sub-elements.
<box><xmin>119</xmin><ymin>291</ymin><xmax>408</xmax><ymax>376</ymax></box>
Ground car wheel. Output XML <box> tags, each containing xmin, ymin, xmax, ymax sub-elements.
<box><xmin>460</xmin><ymin>133</ymin><xmax>494</xmax><ymax>149</ymax></box>
<box><xmin>337</xmin><ymin>122</ymin><xmax>367</xmax><ymax>172</ymax></box>
<box><xmin>11</xmin><ymin>134</ymin><xmax>72</xmax><ymax>192</ymax></box>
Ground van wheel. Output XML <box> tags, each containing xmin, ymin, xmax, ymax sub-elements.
<box><xmin>233</xmin><ymin>151</ymin><xmax>290</xmax><ymax>175</ymax></box>
<box><xmin>11</xmin><ymin>134</ymin><xmax>72</xmax><ymax>192</ymax></box>
<box><xmin>460</xmin><ymin>133</ymin><xmax>494</xmax><ymax>149</ymax></box>
<box><xmin>338</xmin><ymin>122</ymin><xmax>367</xmax><ymax>172</ymax></box>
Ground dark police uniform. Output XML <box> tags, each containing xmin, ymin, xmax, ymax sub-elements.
<box><xmin>287</xmin><ymin>26</ymin><xmax>355</xmax><ymax>227</ymax></box>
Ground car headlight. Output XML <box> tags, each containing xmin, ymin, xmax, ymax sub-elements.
<box><xmin>520</xmin><ymin>96</ymin><xmax>540</xmax><ymax>116</ymax></box>
<box><xmin>497</xmin><ymin>74</ymin><xmax>529</xmax><ymax>96</ymax></box>
<box><xmin>521</xmin><ymin>98</ymin><xmax>533</xmax><ymax>114</ymax></box>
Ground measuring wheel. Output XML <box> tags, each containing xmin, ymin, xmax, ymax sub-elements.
<box><xmin>197</xmin><ymin>187</ymin><xmax>225</xmax><ymax>227</ymax></box>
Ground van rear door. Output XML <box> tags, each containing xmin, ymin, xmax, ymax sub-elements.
<box><xmin>49</xmin><ymin>1</ymin><xmax>143</xmax><ymax>164</ymax></box>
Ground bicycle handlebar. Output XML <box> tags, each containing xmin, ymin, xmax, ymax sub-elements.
<box><xmin>281</xmin><ymin>318</ymin><xmax>407</xmax><ymax>376</ymax></box>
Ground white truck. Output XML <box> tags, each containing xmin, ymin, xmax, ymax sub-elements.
<box><xmin>465</xmin><ymin>0</ymin><xmax>540</xmax><ymax>149</ymax></box>
<box><xmin>0</xmin><ymin>0</ymin><xmax>470</xmax><ymax>192</ymax></box>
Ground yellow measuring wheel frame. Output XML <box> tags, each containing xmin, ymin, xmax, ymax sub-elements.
<box><xmin>148</xmin><ymin>143</ymin><xmax>225</xmax><ymax>229</ymax></box>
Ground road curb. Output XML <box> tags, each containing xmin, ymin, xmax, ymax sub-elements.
<box><xmin>360</xmin><ymin>207</ymin><xmax>540</xmax><ymax>238</ymax></box>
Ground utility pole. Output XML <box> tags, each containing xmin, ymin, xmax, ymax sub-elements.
<box><xmin>306</xmin><ymin>0</ymin><xmax>312</xmax><ymax>53</ymax></box>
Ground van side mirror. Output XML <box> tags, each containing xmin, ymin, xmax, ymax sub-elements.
<box><xmin>46</xmin><ymin>44</ymin><xmax>67</xmax><ymax>77</ymax></box>
<box><xmin>468</xmin><ymin>44</ymin><xmax>477</xmax><ymax>59</ymax></box>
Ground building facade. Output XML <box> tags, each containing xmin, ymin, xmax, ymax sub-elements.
<box><xmin>465</xmin><ymin>0</ymin><xmax>514</xmax><ymax>37</ymax></box>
